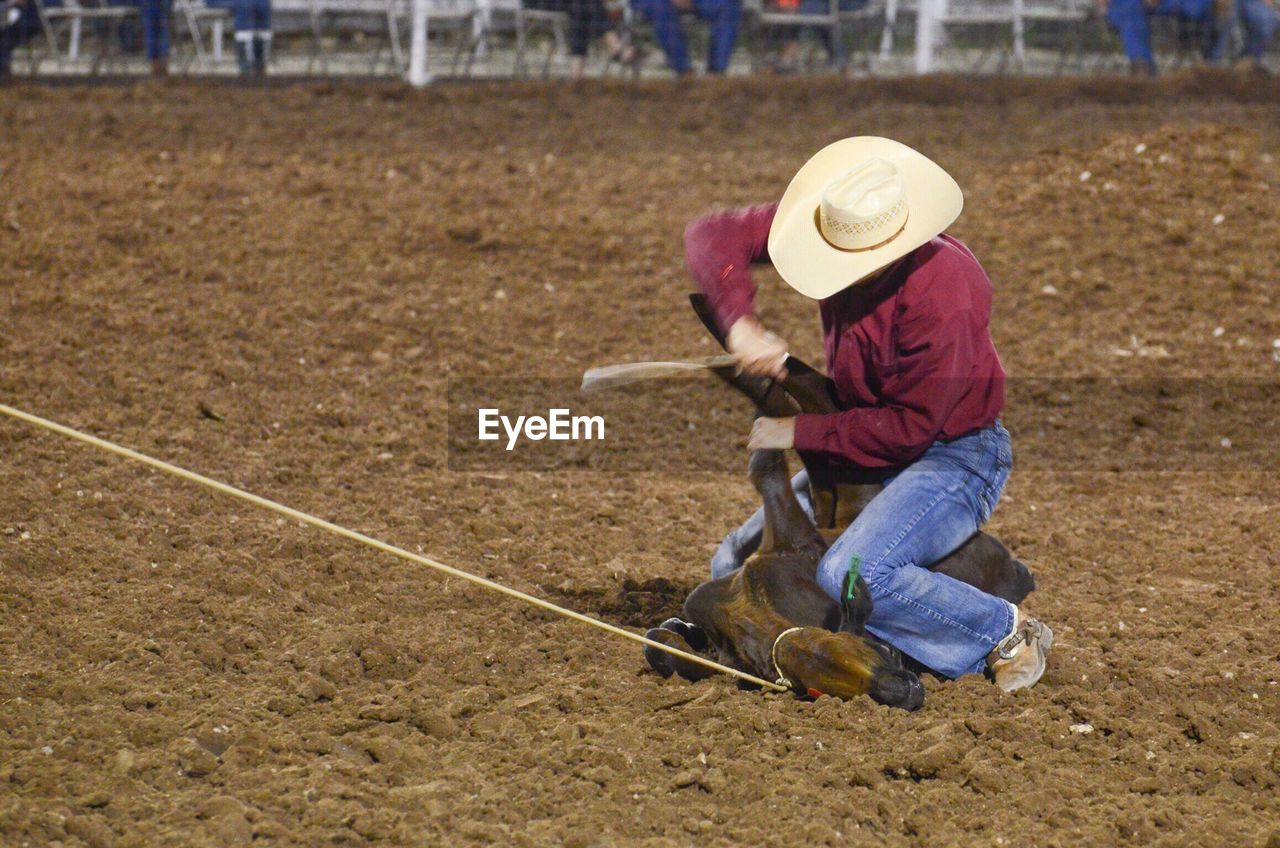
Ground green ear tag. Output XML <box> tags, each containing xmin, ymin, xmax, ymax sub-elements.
<box><xmin>846</xmin><ymin>555</ymin><xmax>862</xmax><ymax>600</ymax></box>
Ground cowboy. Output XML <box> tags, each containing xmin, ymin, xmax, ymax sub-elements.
<box><xmin>685</xmin><ymin>138</ymin><xmax>1052</xmax><ymax>691</ymax></box>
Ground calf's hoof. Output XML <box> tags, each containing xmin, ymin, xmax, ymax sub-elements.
<box><xmin>643</xmin><ymin>626</ymin><xmax>717</xmax><ymax>682</ymax></box>
<box><xmin>644</xmin><ymin>628</ymin><xmax>682</xmax><ymax>678</ymax></box>
<box><xmin>868</xmin><ymin>667</ymin><xmax>925</xmax><ymax>711</ymax></box>
<box><xmin>659</xmin><ymin>617</ymin><xmax>709</xmax><ymax>651</ymax></box>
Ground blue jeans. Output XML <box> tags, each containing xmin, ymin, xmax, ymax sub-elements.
<box><xmin>1206</xmin><ymin>0</ymin><xmax>1277</xmax><ymax>58</ymax></box>
<box><xmin>1107</xmin><ymin>0</ymin><xmax>1215</xmax><ymax>63</ymax></box>
<box><xmin>1235</xmin><ymin>0</ymin><xmax>1278</xmax><ymax>57</ymax></box>
<box><xmin>223</xmin><ymin>0</ymin><xmax>270</xmax><ymax>71</ymax></box>
<box><xmin>631</xmin><ymin>0</ymin><xmax>741</xmax><ymax>73</ymax></box>
<box><xmin>813</xmin><ymin>423</ymin><xmax>1015</xmax><ymax>679</ymax></box>
<box><xmin>233</xmin><ymin>0</ymin><xmax>270</xmax><ymax>31</ymax></box>
<box><xmin>139</xmin><ymin>0</ymin><xmax>171</xmax><ymax>59</ymax></box>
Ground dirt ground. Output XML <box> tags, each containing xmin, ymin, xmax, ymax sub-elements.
<box><xmin>2</xmin><ymin>74</ymin><xmax>1279</xmax><ymax>847</ymax></box>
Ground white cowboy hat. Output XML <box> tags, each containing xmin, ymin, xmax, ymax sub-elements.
<box><xmin>767</xmin><ymin>137</ymin><xmax>964</xmax><ymax>300</ymax></box>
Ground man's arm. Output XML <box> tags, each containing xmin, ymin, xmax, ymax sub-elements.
<box><xmin>684</xmin><ymin>203</ymin><xmax>778</xmax><ymax>337</ymax></box>
<box><xmin>684</xmin><ymin>203</ymin><xmax>789</xmax><ymax>379</ymax></box>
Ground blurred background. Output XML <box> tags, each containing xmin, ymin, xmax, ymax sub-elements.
<box><xmin>2</xmin><ymin>0</ymin><xmax>1276</xmax><ymax>81</ymax></box>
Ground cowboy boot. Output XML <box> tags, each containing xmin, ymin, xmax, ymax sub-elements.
<box><xmin>987</xmin><ymin>609</ymin><xmax>1053</xmax><ymax>691</ymax></box>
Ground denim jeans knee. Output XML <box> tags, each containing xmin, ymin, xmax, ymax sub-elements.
<box><xmin>813</xmin><ymin>423</ymin><xmax>1015</xmax><ymax>678</ymax></box>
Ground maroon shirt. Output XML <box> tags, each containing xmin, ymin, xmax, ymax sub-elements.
<box><xmin>685</xmin><ymin>202</ymin><xmax>1005</xmax><ymax>468</ymax></box>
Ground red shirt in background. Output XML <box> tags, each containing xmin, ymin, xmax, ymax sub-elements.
<box><xmin>684</xmin><ymin>202</ymin><xmax>1006</xmax><ymax>469</ymax></box>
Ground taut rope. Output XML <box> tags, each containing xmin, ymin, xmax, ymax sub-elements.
<box><xmin>0</xmin><ymin>402</ymin><xmax>787</xmax><ymax>692</ymax></box>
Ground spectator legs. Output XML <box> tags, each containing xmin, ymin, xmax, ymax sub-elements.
<box><xmin>1206</xmin><ymin>3</ymin><xmax>1232</xmax><ymax>61</ymax></box>
<box><xmin>254</xmin><ymin>31</ymin><xmax>271</xmax><ymax>73</ymax></box>
<box><xmin>632</xmin><ymin>0</ymin><xmax>693</xmax><ymax>74</ymax></box>
<box><xmin>234</xmin><ymin>0</ymin><xmax>271</xmax><ymax>76</ymax></box>
<box><xmin>633</xmin><ymin>0</ymin><xmax>742</xmax><ymax>75</ymax></box>
<box><xmin>253</xmin><ymin>0</ymin><xmax>271</xmax><ymax>75</ymax></box>
<box><xmin>565</xmin><ymin>0</ymin><xmax>608</xmax><ymax>58</ymax></box>
<box><xmin>694</xmin><ymin>0</ymin><xmax>741</xmax><ymax>73</ymax></box>
<box><xmin>1</xmin><ymin>4</ymin><xmax>43</xmax><ymax>78</ymax></box>
<box><xmin>140</xmin><ymin>0</ymin><xmax>173</xmax><ymax>73</ymax></box>
<box><xmin>1106</xmin><ymin>0</ymin><xmax>1157</xmax><ymax>66</ymax></box>
<box><xmin>1177</xmin><ymin>0</ymin><xmax>1219</xmax><ymax>60</ymax></box>
<box><xmin>0</xmin><ymin>26</ymin><xmax>16</xmax><ymax>77</ymax></box>
<box><xmin>1237</xmin><ymin>0</ymin><xmax>1278</xmax><ymax>59</ymax></box>
<box><xmin>1106</xmin><ymin>0</ymin><xmax>1215</xmax><ymax>73</ymax></box>
<box><xmin>566</xmin><ymin>9</ymin><xmax>591</xmax><ymax>57</ymax></box>
<box><xmin>234</xmin><ymin>31</ymin><xmax>252</xmax><ymax>72</ymax></box>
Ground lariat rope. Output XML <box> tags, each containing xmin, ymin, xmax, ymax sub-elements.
<box><xmin>0</xmin><ymin>402</ymin><xmax>788</xmax><ymax>693</ymax></box>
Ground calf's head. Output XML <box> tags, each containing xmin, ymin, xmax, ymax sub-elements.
<box><xmin>773</xmin><ymin>627</ymin><xmax>878</xmax><ymax>700</ymax></box>
<box><xmin>774</xmin><ymin>627</ymin><xmax>925</xmax><ymax>710</ymax></box>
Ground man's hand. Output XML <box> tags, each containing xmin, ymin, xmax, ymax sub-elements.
<box><xmin>726</xmin><ymin>316</ymin><xmax>789</xmax><ymax>380</ymax></box>
<box><xmin>748</xmin><ymin>417</ymin><xmax>795</xmax><ymax>452</ymax></box>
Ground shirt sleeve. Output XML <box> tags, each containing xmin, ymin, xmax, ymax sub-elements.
<box><xmin>683</xmin><ymin>203</ymin><xmax>778</xmax><ymax>337</ymax></box>
<box><xmin>792</xmin><ymin>306</ymin><xmax>978</xmax><ymax>467</ymax></box>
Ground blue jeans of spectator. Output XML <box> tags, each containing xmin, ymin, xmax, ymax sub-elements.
<box><xmin>813</xmin><ymin>423</ymin><xmax>1016</xmax><ymax>679</ymax></box>
<box><xmin>1107</xmin><ymin>0</ymin><xmax>1215</xmax><ymax>63</ymax></box>
<box><xmin>793</xmin><ymin>0</ymin><xmax>867</xmax><ymax>64</ymax></box>
<box><xmin>1207</xmin><ymin>0</ymin><xmax>1277</xmax><ymax>58</ymax></box>
<box><xmin>139</xmin><ymin>0</ymin><xmax>171</xmax><ymax>59</ymax></box>
<box><xmin>232</xmin><ymin>0</ymin><xmax>271</xmax><ymax>71</ymax></box>
<box><xmin>1235</xmin><ymin>0</ymin><xmax>1278</xmax><ymax>57</ymax></box>
<box><xmin>234</xmin><ymin>0</ymin><xmax>270</xmax><ymax>31</ymax></box>
<box><xmin>631</xmin><ymin>0</ymin><xmax>741</xmax><ymax>73</ymax></box>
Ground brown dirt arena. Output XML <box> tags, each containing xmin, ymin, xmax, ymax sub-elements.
<box><xmin>2</xmin><ymin>75</ymin><xmax>1279</xmax><ymax>847</ymax></box>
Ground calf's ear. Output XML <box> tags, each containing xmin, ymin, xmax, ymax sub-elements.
<box><xmin>837</xmin><ymin>575</ymin><xmax>874</xmax><ymax>636</ymax></box>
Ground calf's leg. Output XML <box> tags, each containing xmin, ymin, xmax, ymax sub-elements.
<box><xmin>929</xmin><ymin>531</ymin><xmax>1035</xmax><ymax>605</ymax></box>
<box><xmin>748</xmin><ymin>449</ymin><xmax>824</xmax><ymax>556</ymax></box>
<box><xmin>710</xmin><ymin>469</ymin><xmax>814</xmax><ymax>579</ymax></box>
